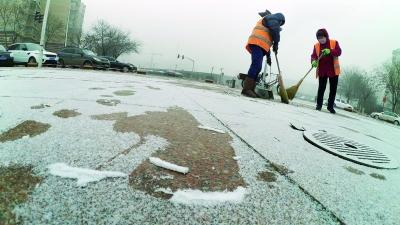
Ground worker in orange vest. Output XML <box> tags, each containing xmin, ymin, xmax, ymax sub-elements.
<box><xmin>311</xmin><ymin>28</ymin><xmax>342</xmax><ymax>113</ymax></box>
<box><xmin>242</xmin><ymin>10</ymin><xmax>285</xmax><ymax>98</ymax></box>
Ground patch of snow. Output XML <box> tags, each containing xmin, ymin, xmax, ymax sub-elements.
<box><xmin>22</xmin><ymin>135</ymin><xmax>30</xmax><ymax>139</ymax></box>
<box><xmin>198</xmin><ymin>125</ymin><xmax>225</xmax><ymax>134</ymax></box>
<box><xmin>170</xmin><ymin>187</ymin><xmax>246</xmax><ymax>205</ymax></box>
<box><xmin>149</xmin><ymin>157</ymin><xmax>189</xmax><ymax>174</ymax></box>
<box><xmin>48</xmin><ymin>163</ymin><xmax>127</xmax><ymax>187</ymax></box>
<box><xmin>155</xmin><ymin>187</ymin><xmax>173</xmax><ymax>195</ymax></box>
<box><xmin>160</xmin><ymin>174</ymin><xmax>174</xmax><ymax>180</ymax></box>
<box><xmin>233</xmin><ymin>156</ymin><xmax>241</xmax><ymax>160</ymax></box>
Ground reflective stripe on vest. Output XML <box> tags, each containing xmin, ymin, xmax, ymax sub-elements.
<box><xmin>246</xmin><ymin>19</ymin><xmax>273</xmax><ymax>53</ymax></box>
<box><xmin>315</xmin><ymin>39</ymin><xmax>341</xmax><ymax>76</ymax></box>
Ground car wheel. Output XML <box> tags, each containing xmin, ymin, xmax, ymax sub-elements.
<box><xmin>373</xmin><ymin>115</ymin><xmax>379</xmax><ymax>119</ymax></box>
<box><xmin>82</xmin><ymin>61</ymin><xmax>93</xmax><ymax>69</ymax></box>
<box><xmin>27</xmin><ymin>57</ymin><xmax>37</xmax><ymax>65</ymax></box>
<box><xmin>59</xmin><ymin>59</ymin><xmax>66</xmax><ymax>68</ymax></box>
<box><xmin>395</xmin><ymin>121</ymin><xmax>400</xmax><ymax>126</ymax></box>
<box><xmin>122</xmin><ymin>67</ymin><xmax>129</xmax><ymax>73</ymax></box>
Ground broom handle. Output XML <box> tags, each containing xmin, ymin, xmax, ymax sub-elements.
<box><xmin>274</xmin><ymin>52</ymin><xmax>281</xmax><ymax>74</ymax></box>
<box><xmin>300</xmin><ymin>54</ymin><xmax>324</xmax><ymax>81</ymax></box>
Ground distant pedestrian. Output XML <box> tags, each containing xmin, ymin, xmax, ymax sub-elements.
<box><xmin>242</xmin><ymin>10</ymin><xmax>285</xmax><ymax>98</ymax></box>
<box><xmin>311</xmin><ymin>28</ymin><xmax>342</xmax><ymax>113</ymax></box>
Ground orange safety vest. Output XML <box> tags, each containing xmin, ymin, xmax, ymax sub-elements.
<box><xmin>315</xmin><ymin>39</ymin><xmax>341</xmax><ymax>77</ymax></box>
<box><xmin>246</xmin><ymin>19</ymin><xmax>273</xmax><ymax>53</ymax></box>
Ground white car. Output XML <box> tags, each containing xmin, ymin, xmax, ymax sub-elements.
<box><xmin>371</xmin><ymin>111</ymin><xmax>400</xmax><ymax>125</ymax></box>
<box><xmin>324</xmin><ymin>99</ymin><xmax>354</xmax><ymax>112</ymax></box>
<box><xmin>7</xmin><ymin>43</ymin><xmax>58</xmax><ymax>67</ymax></box>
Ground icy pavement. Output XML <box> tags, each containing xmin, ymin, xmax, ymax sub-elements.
<box><xmin>0</xmin><ymin>68</ymin><xmax>399</xmax><ymax>225</ymax></box>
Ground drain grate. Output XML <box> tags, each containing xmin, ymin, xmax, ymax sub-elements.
<box><xmin>303</xmin><ymin>131</ymin><xmax>398</xmax><ymax>169</ymax></box>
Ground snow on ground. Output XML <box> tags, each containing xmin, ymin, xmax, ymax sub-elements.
<box><xmin>149</xmin><ymin>157</ymin><xmax>190</xmax><ymax>174</ymax></box>
<box><xmin>47</xmin><ymin>163</ymin><xmax>127</xmax><ymax>187</ymax></box>
<box><xmin>170</xmin><ymin>187</ymin><xmax>246</xmax><ymax>205</ymax></box>
<box><xmin>0</xmin><ymin>68</ymin><xmax>399</xmax><ymax>225</ymax></box>
<box><xmin>198</xmin><ymin>125</ymin><xmax>226</xmax><ymax>134</ymax></box>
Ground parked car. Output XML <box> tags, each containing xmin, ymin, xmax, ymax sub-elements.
<box><xmin>7</xmin><ymin>43</ymin><xmax>58</xmax><ymax>67</ymax></box>
<box><xmin>101</xmin><ymin>56</ymin><xmax>137</xmax><ymax>72</ymax></box>
<box><xmin>324</xmin><ymin>99</ymin><xmax>354</xmax><ymax>112</ymax></box>
<box><xmin>0</xmin><ymin>45</ymin><xmax>13</xmax><ymax>67</ymax></box>
<box><xmin>371</xmin><ymin>111</ymin><xmax>400</xmax><ymax>125</ymax></box>
<box><xmin>58</xmin><ymin>47</ymin><xmax>110</xmax><ymax>70</ymax></box>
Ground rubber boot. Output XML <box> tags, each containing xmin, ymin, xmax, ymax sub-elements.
<box><xmin>252</xmin><ymin>84</ymin><xmax>261</xmax><ymax>98</ymax></box>
<box><xmin>241</xmin><ymin>77</ymin><xmax>258</xmax><ymax>98</ymax></box>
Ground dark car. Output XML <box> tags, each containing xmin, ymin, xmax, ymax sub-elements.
<box><xmin>0</xmin><ymin>45</ymin><xmax>14</xmax><ymax>67</ymax></box>
<box><xmin>58</xmin><ymin>47</ymin><xmax>110</xmax><ymax>69</ymax></box>
<box><xmin>101</xmin><ymin>56</ymin><xmax>137</xmax><ymax>73</ymax></box>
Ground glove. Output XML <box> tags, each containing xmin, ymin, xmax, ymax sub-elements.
<box><xmin>322</xmin><ymin>48</ymin><xmax>331</xmax><ymax>56</ymax></box>
<box><xmin>273</xmin><ymin>43</ymin><xmax>278</xmax><ymax>54</ymax></box>
<box><xmin>311</xmin><ymin>60</ymin><xmax>318</xmax><ymax>68</ymax></box>
<box><xmin>267</xmin><ymin>56</ymin><xmax>272</xmax><ymax>66</ymax></box>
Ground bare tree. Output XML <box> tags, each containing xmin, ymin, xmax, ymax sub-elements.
<box><xmin>381</xmin><ymin>60</ymin><xmax>400</xmax><ymax>112</ymax></box>
<box><xmin>46</xmin><ymin>14</ymin><xmax>65</xmax><ymax>44</ymax></box>
<box><xmin>0</xmin><ymin>0</ymin><xmax>13</xmax><ymax>46</ymax></box>
<box><xmin>339</xmin><ymin>67</ymin><xmax>379</xmax><ymax>113</ymax></box>
<box><xmin>82</xmin><ymin>20</ymin><xmax>140</xmax><ymax>58</ymax></box>
<box><xmin>338</xmin><ymin>67</ymin><xmax>362</xmax><ymax>102</ymax></box>
<box><xmin>69</xmin><ymin>30</ymin><xmax>83</xmax><ymax>47</ymax></box>
<box><xmin>356</xmin><ymin>75</ymin><xmax>377</xmax><ymax>113</ymax></box>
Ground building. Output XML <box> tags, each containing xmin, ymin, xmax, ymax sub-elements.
<box><xmin>0</xmin><ymin>0</ymin><xmax>85</xmax><ymax>52</ymax></box>
<box><xmin>66</xmin><ymin>0</ymin><xmax>86</xmax><ymax>47</ymax></box>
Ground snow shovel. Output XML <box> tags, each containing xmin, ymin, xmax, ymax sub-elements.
<box><xmin>286</xmin><ymin>54</ymin><xmax>323</xmax><ymax>100</ymax></box>
<box><xmin>274</xmin><ymin>53</ymin><xmax>289</xmax><ymax>104</ymax></box>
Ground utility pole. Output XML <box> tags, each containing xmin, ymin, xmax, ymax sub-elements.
<box><xmin>220</xmin><ymin>68</ymin><xmax>224</xmax><ymax>84</ymax></box>
<box><xmin>38</xmin><ymin>0</ymin><xmax>51</xmax><ymax>68</ymax></box>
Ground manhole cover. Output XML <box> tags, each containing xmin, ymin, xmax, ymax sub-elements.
<box><xmin>303</xmin><ymin>131</ymin><xmax>398</xmax><ymax>169</ymax></box>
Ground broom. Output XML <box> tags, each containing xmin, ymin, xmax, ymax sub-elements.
<box><xmin>286</xmin><ymin>55</ymin><xmax>323</xmax><ymax>100</ymax></box>
<box><xmin>274</xmin><ymin>53</ymin><xmax>289</xmax><ymax>104</ymax></box>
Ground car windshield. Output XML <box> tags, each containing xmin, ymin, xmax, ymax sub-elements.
<box><xmin>27</xmin><ymin>44</ymin><xmax>43</xmax><ymax>51</ymax></box>
<box><xmin>83</xmin><ymin>49</ymin><xmax>97</xmax><ymax>56</ymax></box>
<box><xmin>0</xmin><ymin>45</ymin><xmax>6</xmax><ymax>52</ymax></box>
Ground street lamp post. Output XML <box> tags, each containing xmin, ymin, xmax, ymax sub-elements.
<box><xmin>65</xmin><ymin>0</ymin><xmax>72</xmax><ymax>47</ymax></box>
<box><xmin>177</xmin><ymin>54</ymin><xmax>195</xmax><ymax>72</ymax></box>
<box><xmin>38</xmin><ymin>0</ymin><xmax>51</xmax><ymax>68</ymax></box>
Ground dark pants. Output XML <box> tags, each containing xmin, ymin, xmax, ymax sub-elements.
<box><xmin>317</xmin><ymin>76</ymin><xmax>338</xmax><ymax>110</ymax></box>
<box><xmin>247</xmin><ymin>45</ymin><xmax>266</xmax><ymax>80</ymax></box>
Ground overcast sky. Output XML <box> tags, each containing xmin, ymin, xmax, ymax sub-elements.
<box><xmin>81</xmin><ymin>0</ymin><xmax>400</xmax><ymax>81</ymax></box>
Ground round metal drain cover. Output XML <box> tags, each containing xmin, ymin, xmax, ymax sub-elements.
<box><xmin>303</xmin><ymin>131</ymin><xmax>398</xmax><ymax>169</ymax></box>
